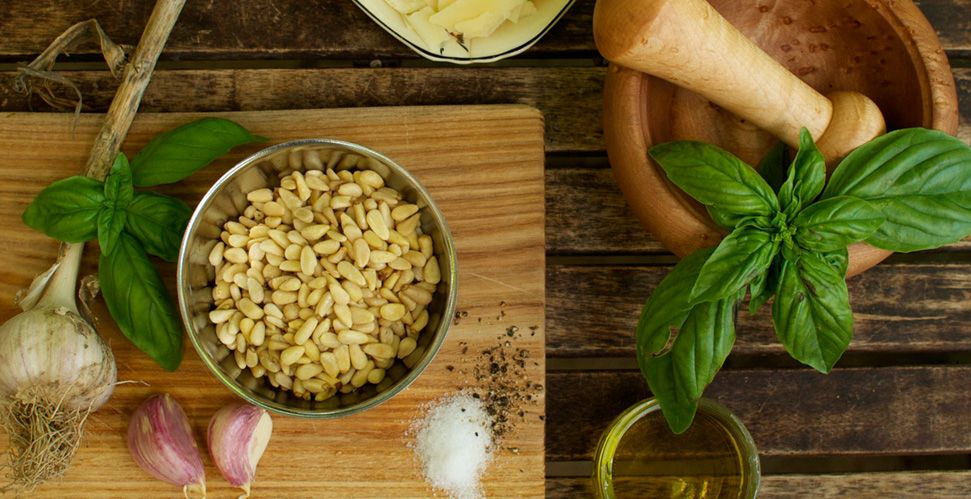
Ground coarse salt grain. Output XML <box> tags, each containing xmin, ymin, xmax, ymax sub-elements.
<box><xmin>412</xmin><ymin>394</ymin><xmax>494</xmax><ymax>499</ymax></box>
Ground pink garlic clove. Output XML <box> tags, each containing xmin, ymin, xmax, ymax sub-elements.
<box><xmin>128</xmin><ymin>394</ymin><xmax>206</xmax><ymax>498</ymax></box>
<box><xmin>207</xmin><ymin>404</ymin><xmax>273</xmax><ymax>499</ymax></box>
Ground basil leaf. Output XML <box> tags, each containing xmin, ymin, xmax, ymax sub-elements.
<box><xmin>131</xmin><ymin>118</ymin><xmax>267</xmax><ymax>187</ymax></box>
<box><xmin>778</xmin><ymin>128</ymin><xmax>825</xmax><ymax>218</ymax></box>
<box><xmin>793</xmin><ymin>196</ymin><xmax>885</xmax><ymax>252</ymax></box>
<box><xmin>99</xmin><ymin>233</ymin><xmax>184</xmax><ymax>371</ymax></box>
<box><xmin>772</xmin><ymin>250</ymin><xmax>853</xmax><ymax>373</ymax></box>
<box><xmin>99</xmin><ymin>154</ymin><xmax>134</xmax><ymax>255</ymax></box>
<box><xmin>822</xmin><ymin>128</ymin><xmax>971</xmax><ymax>252</ymax></box>
<box><xmin>22</xmin><ymin>176</ymin><xmax>105</xmax><ymax>243</ymax></box>
<box><xmin>757</xmin><ymin>141</ymin><xmax>789</xmax><ymax>194</ymax></box>
<box><xmin>636</xmin><ymin>247</ymin><xmax>735</xmax><ymax>433</ymax></box>
<box><xmin>125</xmin><ymin>192</ymin><xmax>192</xmax><ymax>262</ymax></box>
<box><xmin>644</xmin><ymin>297</ymin><xmax>735</xmax><ymax>434</ymax></box>
<box><xmin>690</xmin><ymin>227</ymin><xmax>777</xmax><ymax>304</ymax></box>
<box><xmin>637</xmin><ymin>248</ymin><xmax>715</xmax><ymax>358</ymax></box>
<box><xmin>650</xmin><ymin>142</ymin><xmax>779</xmax><ymax>228</ymax></box>
<box><xmin>748</xmin><ymin>254</ymin><xmax>781</xmax><ymax>314</ymax></box>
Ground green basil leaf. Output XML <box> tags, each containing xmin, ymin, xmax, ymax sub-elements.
<box><xmin>131</xmin><ymin>118</ymin><xmax>267</xmax><ymax>187</ymax></box>
<box><xmin>636</xmin><ymin>247</ymin><xmax>735</xmax><ymax>433</ymax></box>
<box><xmin>793</xmin><ymin>196</ymin><xmax>885</xmax><ymax>252</ymax></box>
<box><xmin>650</xmin><ymin>142</ymin><xmax>779</xmax><ymax>228</ymax></box>
<box><xmin>690</xmin><ymin>228</ymin><xmax>777</xmax><ymax>304</ymax></box>
<box><xmin>757</xmin><ymin>141</ymin><xmax>789</xmax><ymax>194</ymax></box>
<box><xmin>778</xmin><ymin>128</ymin><xmax>825</xmax><ymax>218</ymax></box>
<box><xmin>22</xmin><ymin>176</ymin><xmax>105</xmax><ymax>243</ymax></box>
<box><xmin>748</xmin><ymin>255</ymin><xmax>780</xmax><ymax>314</ymax></box>
<box><xmin>125</xmin><ymin>192</ymin><xmax>192</xmax><ymax>262</ymax></box>
<box><xmin>99</xmin><ymin>233</ymin><xmax>183</xmax><ymax>371</ymax></box>
<box><xmin>823</xmin><ymin>247</ymin><xmax>849</xmax><ymax>278</ymax></box>
<box><xmin>822</xmin><ymin>128</ymin><xmax>971</xmax><ymax>252</ymax></box>
<box><xmin>772</xmin><ymin>250</ymin><xmax>853</xmax><ymax>373</ymax></box>
<box><xmin>99</xmin><ymin>154</ymin><xmax>134</xmax><ymax>255</ymax></box>
<box><xmin>644</xmin><ymin>297</ymin><xmax>735</xmax><ymax>434</ymax></box>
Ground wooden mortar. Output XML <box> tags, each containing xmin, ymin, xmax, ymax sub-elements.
<box><xmin>594</xmin><ymin>0</ymin><xmax>958</xmax><ymax>276</ymax></box>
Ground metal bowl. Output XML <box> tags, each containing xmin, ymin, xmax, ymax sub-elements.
<box><xmin>177</xmin><ymin>139</ymin><xmax>458</xmax><ymax>418</ymax></box>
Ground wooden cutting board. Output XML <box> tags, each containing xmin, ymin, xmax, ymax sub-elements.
<box><xmin>0</xmin><ymin>105</ymin><xmax>546</xmax><ymax>498</ymax></box>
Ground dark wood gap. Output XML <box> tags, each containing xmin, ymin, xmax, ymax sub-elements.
<box><xmin>547</xmin><ymin>351</ymin><xmax>971</xmax><ymax>372</ymax></box>
<box><xmin>545</xmin><ymin>251</ymin><xmax>971</xmax><ymax>266</ymax></box>
<box><xmin>546</xmin><ymin>454</ymin><xmax>971</xmax><ymax>477</ymax></box>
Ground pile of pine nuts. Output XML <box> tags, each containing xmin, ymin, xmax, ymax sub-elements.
<box><xmin>206</xmin><ymin>153</ymin><xmax>440</xmax><ymax>402</ymax></box>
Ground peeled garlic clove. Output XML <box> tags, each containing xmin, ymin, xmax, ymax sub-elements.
<box><xmin>128</xmin><ymin>394</ymin><xmax>206</xmax><ymax>497</ymax></box>
<box><xmin>208</xmin><ymin>404</ymin><xmax>273</xmax><ymax>498</ymax></box>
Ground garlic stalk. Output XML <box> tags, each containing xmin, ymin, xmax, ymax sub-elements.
<box><xmin>208</xmin><ymin>404</ymin><xmax>273</xmax><ymax>499</ymax></box>
<box><xmin>0</xmin><ymin>242</ymin><xmax>116</xmax><ymax>489</ymax></box>
<box><xmin>128</xmin><ymin>393</ymin><xmax>206</xmax><ymax>498</ymax></box>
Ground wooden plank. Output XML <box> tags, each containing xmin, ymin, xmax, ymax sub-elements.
<box><xmin>546</xmin><ymin>367</ymin><xmax>971</xmax><ymax>460</ymax></box>
<box><xmin>0</xmin><ymin>1</ymin><xmax>966</xmax><ymax>59</ymax></box>
<box><xmin>2</xmin><ymin>67</ymin><xmax>969</xmax><ymax>152</ymax></box>
<box><xmin>547</xmin><ymin>263</ymin><xmax>971</xmax><ymax>357</ymax></box>
<box><xmin>0</xmin><ymin>106</ymin><xmax>546</xmax><ymax>497</ymax></box>
<box><xmin>0</xmin><ymin>0</ymin><xmax>593</xmax><ymax>60</ymax></box>
<box><xmin>548</xmin><ymin>471</ymin><xmax>971</xmax><ymax>498</ymax></box>
<box><xmin>0</xmin><ymin>68</ymin><xmax>606</xmax><ymax>152</ymax></box>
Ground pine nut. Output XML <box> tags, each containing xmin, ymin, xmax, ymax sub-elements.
<box><xmin>367</xmin><ymin>368</ymin><xmax>386</xmax><ymax>384</ymax></box>
<box><xmin>349</xmin><ymin>344</ymin><xmax>368</xmax><ymax>370</ymax></box>
<box><xmin>335</xmin><ymin>345</ymin><xmax>351</xmax><ymax>373</ymax></box>
<box><xmin>364</xmin><ymin>343</ymin><xmax>395</xmax><ymax>360</ymax></box>
<box><xmin>295</xmin><ymin>363</ymin><xmax>324</xmax><ymax>381</ymax></box>
<box><xmin>294</xmin><ymin>317</ymin><xmax>318</xmax><ymax>345</ymax></box>
<box><xmin>366</xmin><ymin>209</ymin><xmax>390</xmax><ymax>240</ymax></box>
<box><xmin>391</xmin><ymin>204</ymin><xmax>419</xmax><ymax>222</ymax></box>
<box><xmin>209</xmin><ymin>242</ymin><xmax>226</xmax><ymax>267</ymax></box>
<box><xmin>300</xmin><ymin>245</ymin><xmax>317</xmax><ymax>275</ymax></box>
<box><xmin>209</xmin><ymin>308</ymin><xmax>235</xmax><ymax>324</ymax></box>
<box><xmin>397</xmin><ymin>337</ymin><xmax>417</xmax><ymax>359</ymax></box>
<box><xmin>247</xmin><ymin>188</ymin><xmax>273</xmax><ymax>203</ymax></box>
<box><xmin>319</xmin><ymin>352</ymin><xmax>340</xmax><ymax>378</ymax></box>
<box><xmin>380</xmin><ymin>303</ymin><xmax>407</xmax><ymax>321</ymax></box>
<box><xmin>318</xmin><ymin>332</ymin><xmax>341</xmax><ymax>349</ymax></box>
<box><xmin>280</xmin><ymin>345</ymin><xmax>305</xmax><ymax>367</ymax></box>
<box><xmin>338</xmin><ymin>330</ymin><xmax>369</xmax><ymax>345</ymax></box>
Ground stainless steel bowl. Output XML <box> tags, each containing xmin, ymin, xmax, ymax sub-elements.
<box><xmin>177</xmin><ymin>139</ymin><xmax>458</xmax><ymax>417</ymax></box>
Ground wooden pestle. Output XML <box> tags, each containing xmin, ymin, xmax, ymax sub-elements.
<box><xmin>593</xmin><ymin>0</ymin><xmax>886</xmax><ymax>165</ymax></box>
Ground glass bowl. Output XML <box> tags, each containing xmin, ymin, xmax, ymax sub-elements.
<box><xmin>352</xmin><ymin>0</ymin><xmax>576</xmax><ymax>64</ymax></box>
<box><xmin>593</xmin><ymin>398</ymin><xmax>761</xmax><ymax>498</ymax></box>
<box><xmin>177</xmin><ymin>139</ymin><xmax>458</xmax><ymax>418</ymax></box>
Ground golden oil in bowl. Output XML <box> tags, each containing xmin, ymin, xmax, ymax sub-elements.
<box><xmin>594</xmin><ymin>398</ymin><xmax>760</xmax><ymax>498</ymax></box>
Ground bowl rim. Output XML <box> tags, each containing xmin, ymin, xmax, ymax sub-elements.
<box><xmin>592</xmin><ymin>397</ymin><xmax>761</xmax><ymax>498</ymax></box>
<box><xmin>351</xmin><ymin>0</ymin><xmax>576</xmax><ymax>64</ymax></box>
<box><xmin>177</xmin><ymin>138</ymin><xmax>459</xmax><ymax>418</ymax></box>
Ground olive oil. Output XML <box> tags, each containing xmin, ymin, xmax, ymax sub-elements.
<box><xmin>594</xmin><ymin>399</ymin><xmax>759</xmax><ymax>499</ymax></box>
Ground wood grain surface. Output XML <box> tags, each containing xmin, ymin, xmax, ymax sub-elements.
<box><xmin>548</xmin><ymin>470</ymin><xmax>971</xmax><ymax>498</ymax></box>
<box><xmin>546</xmin><ymin>367</ymin><xmax>971</xmax><ymax>460</ymax></box>
<box><xmin>0</xmin><ymin>0</ymin><xmax>967</xmax><ymax>59</ymax></box>
<box><xmin>2</xmin><ymin>1</ymin><xmax>971</xmax><ymax>496</ymax></box>
<box><xmin>548</xmin><ymin>263</ymin><xmax>971</xmax><ymax>357</ymax></box>
<box><xmin>3</xmin><ymin>67</ymin><xmax>970</xmax><ymax>150</ymax></box>
<box><xmin>0</xmin><ymin>106</ymin><xmax>546</xmax><ymax>497</ymax></box>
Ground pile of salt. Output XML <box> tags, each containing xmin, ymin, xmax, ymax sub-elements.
<box><xmin>413</xmin><ymin>394</ymin><xmax>494</xmax><ymax>499</ymax></box>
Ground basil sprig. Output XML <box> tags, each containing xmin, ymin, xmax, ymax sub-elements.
<box><xmin>21</xmin><ymin>118</ymin><xmax>264</xmax><ymax>371</ymax></box>
<box><xmin>641</xmin><ymin>127</ymin><xmax>971</xmax><ymax>433</ymax></box>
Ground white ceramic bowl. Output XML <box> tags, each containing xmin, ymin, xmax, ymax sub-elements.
<box><xmin>353</xmin><ymin>0</ymin><xmax>576</xmax><ymax>64</ymax></box>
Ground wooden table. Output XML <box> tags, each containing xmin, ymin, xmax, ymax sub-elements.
<box><xmin>1</xmin><ymin>1</ymin><xmax>969</xmax><ymax>497</ymax></box>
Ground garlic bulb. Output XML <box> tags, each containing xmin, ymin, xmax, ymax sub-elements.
<box><xmin>0</xmin><ymin>308</ymin><xmax>115</xmax><ymax>410</ymax></box>
<box><xmin>128</xmin><ymin>393</ymin><xmax>206</xmax><ymax>498</ymax></box>
<box><xmin>207</xmin><ymin>404</ymin><xmax>273</xmax><ymax>498</ymax></box>
<box><xmin>0</xmin><ymin>242</ymin><xmax>116</xmax><ymax>489</ymax></box>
